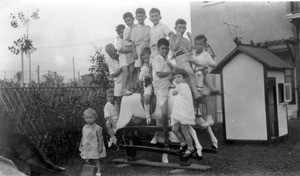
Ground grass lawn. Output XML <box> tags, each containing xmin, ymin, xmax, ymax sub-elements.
<box><xmin>57</xmin><ymin>119</ymin><xmax>300</xmax><ymax>176</ymax></box>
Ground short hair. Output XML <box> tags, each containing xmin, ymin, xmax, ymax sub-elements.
<box><xmin>149</xmin><ymin>8</ymin><xmax>160</xmax><ymax>15</ymax></box>
<box><xmin>175</xmin><ymin>19</ymin><xmax>186</xmax><ymax>26</ymax></box>
<box><xmin>173</xmin><ymin>68</ymin><xmax>188</xmax><ymax>79</ymax></box>
<box><xmin>135</xmin><ymin>8</ymin><xmax>146</xmax><ymax>15</ymax></box>
<box><xmin>105</xmin><ymin>43</ymin><xmax>116</xmax><ymax>55</ymax></box>
<box><xmin>106</xmin><ymin>88</ymin><xmax>114</xmax><ymax>95</ymax></box>
<box><xmin>194</xmin><ymin>34</ymin><xmax>207</xmax><ymax>43</ymax></box>
<box><xmin>116</xmin><ymin>24</ymin><xmax>125</xmax><ymax>32</ymax></box>
<box><xmin>140</xmin><ymin>47</ymin><xmax>151</xmax><ymax>59</ymax></box>
<box><xmin>83</xmin><ymin>108</ymin><xmax>97</xmax><ymax>118</ymax></box>
<box><xmin>123</xmin><ymin>12</ymin><xmax>134</xmax><ymax>20</ymax></box>
<box><xmin>157</xmin><ymin>38</ymin><xmax>169</xmax><ymax>48</ymax></box>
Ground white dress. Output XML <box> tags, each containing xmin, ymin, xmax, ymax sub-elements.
<box><xmin>170</xmin><ymin>83</ymin><xmax>195</xmax><ymax>125</ymax></box>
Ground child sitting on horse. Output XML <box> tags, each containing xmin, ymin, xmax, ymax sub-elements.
<box><xmin>103</xmin><ymin>88</ymin><xmax>119</xmax><ymax>148</ymax></box>
<box><xmin>171</xmin><ymin>68</ymin><xmax>197</xmax><ymax>157</ymax></box>
<box><xmin>79</xmin><ymin>108</ymin><xmax>106</xmax><ymax>176</ymax></box>
<box><xmin>138</xmin><ymin>47</ymin><xmax>153</xmax><ymax>124</ymax></box>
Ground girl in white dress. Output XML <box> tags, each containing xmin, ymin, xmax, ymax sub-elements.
<box><xmin>170</xmin><ymin>69</ymin><xmax>196</xmax><ymax>157</ymax></box>
<box><xmin>79</xmin><ymin>108</ymin><xmax>106</xmax><ymax>176</ymax></box>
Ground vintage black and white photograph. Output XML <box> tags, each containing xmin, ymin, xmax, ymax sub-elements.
<box><xmin>0</xmin><ymin>0</ymin><xmax>300</xmax><ymax>175</ymax></box>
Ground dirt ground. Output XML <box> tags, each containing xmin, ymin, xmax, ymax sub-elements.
<box><xmin>56</xmin><ymin>118</ymin><xmax>300</xmax><ymax>176</ymax></box>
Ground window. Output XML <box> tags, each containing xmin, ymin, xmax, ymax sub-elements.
<box><xmin>278</xmin><ymin>83</ymin><xmax>284</xmax><ymax>103</ymax></box>
<box><xmin>284</xmin><ymin>83</ymin><xmax>292</xmax><ymax>103</ymax></box>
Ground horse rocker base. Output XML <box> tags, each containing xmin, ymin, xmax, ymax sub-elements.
<box><xmin>112</xmin><ymin>158</ymin><xmax>212</xmax><ymax>170</ymax></box>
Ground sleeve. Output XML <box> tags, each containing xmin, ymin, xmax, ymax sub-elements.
<box><xmin>116</xmin><ymin>40</ymin><xmax>122</xmax><ymax>51</ymax></box>
<box><xmin>103</xmin><ymin>104</ymin><xmax>110</xmax><ymax>119</ymax></box>
<box><xmin>152</xmin><ymin>58</ymin><xmax>163</xmax><ymax>76</ymax></box>
<box><xmin>205</xmin><ymin>52</ymin><xmax>217</xmax><ymax>67</ymax></box>
<box><xmin>163</xmin><ymin>24</ymin><xmax>172</xmax><ymax>36</ymax></box>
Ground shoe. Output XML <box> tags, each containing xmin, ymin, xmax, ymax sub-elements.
<box><xmin>150</xmin><ymin>133</ymin><xmax>158</xmax><ymax>144</ymax></box>
<box><xmin>146</xmin><ymin>117</ymin><xmax>151</xmax><ymax>125</ymax></box>
<box><xmin>193</xmin><ymin>152</ymin><xmax>203</xmax><ymax>161</ymax></box>
<box><xmin>123</xmin><ymin>90</ymin><xmax>133</xmax><ymax>95</ymax></box>
<box><xmin>211</xmin><ymin>141</ymin><xmax>218</xmax><ymax>150</ymax></box>
<box><xmin>180</xmin><ymin>160</ymin><xmax>191</xmax><ymax>166</ymax></box>
<box><xmin>195</xmin><ymin>117</ymin><xmax>209</xmax><ymax>129</ymax></box>
<box><xmin>206</xmin><ymin>115</ymin><xmax>214</xmax><ymax>126</ymax></box>
<box><xmin>177</xmin><ymin>144</ymin><xmax>187</xmax><ymax>155</ymax></box>
<box><xmin>182</xmin><ymin>148</ymin><xmax>197</xmax><ymax>158</ymax></box>
<box><xmin>162</xmin><ymin>153</ymin><xmax>169</xmax><ymax>163</ymax></box>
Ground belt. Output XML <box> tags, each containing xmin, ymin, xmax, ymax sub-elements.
<box><xmin>174</xmin><ymin>51</ymin><xmax>185</xmax><ymax>57</ymax></box>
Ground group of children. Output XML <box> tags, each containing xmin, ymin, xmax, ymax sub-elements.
<box><xmin>78</xmin><ymin>7</ymin><xmax>219</xmax><ymax>174</ymax></box>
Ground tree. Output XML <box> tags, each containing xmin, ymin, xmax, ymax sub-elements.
<box><xmin>41</xmin><ymin>71</ymin><xmax>64</xmax><ymax>87</ymax></box>
<box><xmin>8</xmin><ymin>9</ymin><xmax>39</xmax><ymax>86</ymax></box>
<box><xmin>89</xmin><ymin>46</ymin><xmax>111</xmax><ymax>89</ymax></box>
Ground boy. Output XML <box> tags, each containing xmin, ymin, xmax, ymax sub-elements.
<box><xmin>149</xmin><ymin>8</ymin><xmax>174</xmax><ymax>63</ymax></box>
<box><xmin>131</xmin><ymin>8</ymin><xmax>150</xmax><ymax>78</ymax></box>
<box><xmin>169</xmin><ymin>19</ymin><xmax>201</xmax><ymax>102</ymax></box>
<box><xmin>115</xmin><ymin>24</ymin><xmax>133</xmax><ymax>95</ymax></box>
<box><xmin>105</xmin><ymin>43</ymin><xmax>123</xmax><ymax>114</ymax></box>
<box><xmin>123</xmin><ymin>12</ymin><xmax>136</xmax><ymax>90</ymax></box>
<box><xmin>138</xmin><ymin>47</ymin><xmax>152</xmax><ymax>124</ymax></box>
<box><xmin>103</xmin><ymin>89</ymin><xmax>118</xmax><ymax>148</ymax></box>
<box><xmin>190</xmin><ymin>34</ymin><xmax>221</xmax><ymax>126</ymax></box>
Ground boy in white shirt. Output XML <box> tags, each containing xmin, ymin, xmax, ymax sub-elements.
<box><xmin>115</xmin><ymin>24</ymin><xmax>133</xmax><ymax>95</ymax></box>
<box><xmin>149</xmin><ymin>7</ymin><xmax>174</xmax><ymax>63</ymax></box>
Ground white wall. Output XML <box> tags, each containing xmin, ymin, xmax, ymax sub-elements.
<box><xmin>223</xmin><ymin>53</ymin><xmax>267</xmax><ymax>140</ymax></box>
<box><xmin>267</xmin><ymin>71</ymin><xmax>288</xmax><ymax>137</ymax></box>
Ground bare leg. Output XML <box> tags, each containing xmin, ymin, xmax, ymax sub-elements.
<box><xmin>106</xmin><ymin>122</ymin><xmax>115</xmax><ymax>138</ymax></box>
<box><xmin>188</xmin><ymin>126</ymin><xmax>202</xmax><ymax>156</ymax></box>
<box><xmin>95</xmin><ymin>159</ymin><xmax>101</xmax><ymax>174</ymax></box>
<box><xmin>144</xmin><ymin>94</ymin><xmax>151</xmax><ymax>118</ymax></box>
<box><xmin>207</xmin><ymin>126</ymin><xmax>218</xmax><ymax>148</ymax></box>
<box><xmin>128</xmin><ymin>64</ymin><xmax>134</xmax><ymax>90</ymax></box>
<box><xmin>172</xmin><ymin>123</ymin><xmax>186</xmax><ymax>144</ymax></box>
<box><xmin>121</xmin><ymin>66</ymin><xmax>129</xmax><ymax>92</ymax></box>
<box><xmin>184</xmin><ymin>65</ymin><xmax>201</xmax><ymax>99</ymax></box>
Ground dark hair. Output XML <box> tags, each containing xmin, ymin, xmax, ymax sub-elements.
<box><xmin>123</xmin><ymin>12</ymin><xmax>134</xmax><ymax>20</ymax></box>
<box><xmin>175</xmin><ymin>18</ymin><xmax>186</xmax><ymax>26</ymax></box>
<box><xmin>173</xmin><ymin>68</ymin><xmax>188</xmax><ymax>79</ymax></box>
<box><xmin>157</xmin><ymin>38</ymin><xmax>169</xmax><ymax>48</ymax></box>
<box><xmin>141</xmin><ymin>47</ymin><xmax>151</xmax><ymax>59</ymax></box>
<box><xmin>116</xmin><ymin>24</ymin><xmax>125</xmax><ymax>32</ymax></box>
<box><xmin>149</xmin><ymin>8</ymin><xmax>160</xmax><ymax>15</ymax></box>
<box><xmin>194</xmin><ymin>34</ymin><xmax>207</xmax><ymax>43</ymax></box>
<box><xmin>135</xmin><ymin>8</ymin><xmax>146</xmax><ymax>15</ymax></box>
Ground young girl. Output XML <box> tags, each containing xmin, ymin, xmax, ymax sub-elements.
<box><xmin>79</xmin><ymin>108</ymin><xmax>106</xmax><ymax>176</ymax></box>
<box><xmin>170</xmin><ymin>69</ymin><xmax>196</xmax><ymax>157</ymax></box>
<box><xmin>138</xmin><ymin>47</ymin><xmax>152</xmax><ymax>124</ymax></box>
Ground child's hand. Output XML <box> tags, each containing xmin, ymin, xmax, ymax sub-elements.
<box><xmin>187</xmin><ymin>32</ymin><xmax>192</xmax><ymax>39</ymax></box>
<box><xmin>132</xmin><ymin>52</ymin><xmax>138</xmax><ymax>60</ymax></box>
<box><xmin>176</xmin><ymin>31</ymin><xmax>182</xmax><ymax>37</ymax></box>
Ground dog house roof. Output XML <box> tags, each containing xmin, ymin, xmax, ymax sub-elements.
<box><xmin>212</xmin><ymin>44</ymin><xmax>293</xmax><ymax>74</ymax></box>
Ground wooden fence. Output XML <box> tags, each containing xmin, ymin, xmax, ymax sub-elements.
<box><xmin>0</xmin><ymin>86</ymin><xmax>107</xmax><ymax>162</ymax></box>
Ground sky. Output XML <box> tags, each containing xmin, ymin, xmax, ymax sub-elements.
<box><xmin>0</xmin><ymin>0</ymin><xmax>191</xmax><ymax>83</ymax></box>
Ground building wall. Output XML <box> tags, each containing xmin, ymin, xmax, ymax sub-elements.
<box><xmin>267</xmin><ymin>71</ymin><xmax>288</xmax><ymax>137</ymax></box>
<box><xmin>190</xmin><ymin>1</ymin><xmax>296</xmax><ymax>120</ymax></box>
<box><xmin>223</xmin><ymin>53</ymin><xmax>267</xmax><ymax>140</ymax></box>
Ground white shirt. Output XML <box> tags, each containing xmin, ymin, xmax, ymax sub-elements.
<box><xmin>150</xmin><ymin>22</ymin><xmax>172</xmax><ymax>47</ymax></box>
<box><xmin>130</xmin><ymin>24</ymin><xmax>150</xmax><ymax>46</ymax></box>
<box><xmin>152</xmin><ymin>54</ymin><xmax>171</xmax><ymax>95</ymax></box>
<box><xmin>191</xmin><ymin>50</ymin><xmax>216</xmax><ymax>70</ymax></box>
<box><xmin>116</xmin><ymin>38</ymin><xmax>127</xmax><ymax>63</ymax></box>
<box><xmin>107</xmin><ymin>58</ymin><xmax>123</xmax><ymax>83</ymax></box>
<box><xmin>104</xmin><ymin>101</ymin><xmax>118</xmax><ymax>123</ymax></box>
<box><xmin>123</xmin><ymin>26</ymin><xmax>132</xmax><ymax>46</ymax></box>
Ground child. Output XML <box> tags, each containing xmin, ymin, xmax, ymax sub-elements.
<box><xmin>123</xmin><ymin>12</ymin><xmax>136</xmax><ymax>90</ymax></box>
<box><xmin>131</xmin><ymin>8</ymin><xmax>150</xmax><ymax>80</ymax></box>
<box><xmin>169</xmin><ymin>19</ymin><xmax>201</xmax><ymax>102</ymax></box>
<box><xmin>170</xmin><ymin>69</ymin><xmax>196</xmax><ymax>157</ymax></box>
<box><xmin>138</xmin><ymin>47</ymin><xmax>152</xmax><ymax>124</ymax></box>
<box><xmin>115</xmin><ymin>24</ymin><xmax>133</xmax><ymax>95</ymax></box>
<box><xmin>79</xmin><ymin>108</ymin><xmax>106</xmax><ymax>176</ymax></box>
<box><xmin>190</xmin><ymin>34</ymin><xmax>221</xmax><ymax>125</ymax></box>
<box><xmin>105</xmin><ymin>43</ymin><xmax>123</xmax><ymax>114</ymax></box>
<box><xmin>152</xmin><ymin>38</ymin><xmax>176</xmax><ymax>163</ymax></box>
<box><xmin>103</xmin><ymin>89</ymin><xmax>118</xmax><ymax>147</ymax></box>
<box><xmin>149</xmin><ymin>7</ymin><xmax>174</xmax><ymax>63</ymax></box>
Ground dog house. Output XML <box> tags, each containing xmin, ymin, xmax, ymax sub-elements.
<box><xmin>212</xmin><ymin>44</ymin><xmax>293</xmax><ymax>143</ymax></box>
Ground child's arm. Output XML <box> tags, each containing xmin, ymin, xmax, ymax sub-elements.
<box><xmin>156</xmin><ymin>68</ymin><xmax>176</xmax><ymax>78</ymax></box>
<box><xmin>132</xmin><ymin>41</ymin><xmax>138</xmax><ymax>60</ymax></box>
<box><xmin>119</xmin><ymin>46</ymin><xmax>132</xmax><ymax>53</ymax></box>
<box><xmin>187</xmin><ymin>32</ymin><xmax>193</xmax><ymax>52</ymax></box>
<box><xmin>170</xmin><ymin>32</ymin><xmax>182</xmax><ymax>51</ymax></box>
<box><xmin>109</xmin><ymin>68</ymin><xmax>122</xmax><ymax>78</ymax></box>
<box><xmin>96</xmin><ymin>127</ymin><xmax>103</xmax><ymax>153</ymax></box>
